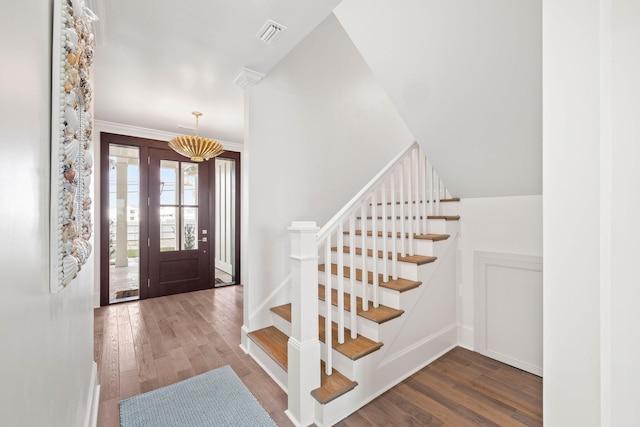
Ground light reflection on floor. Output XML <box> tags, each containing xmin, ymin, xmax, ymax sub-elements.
<box><xmin>109</xmin><ymin>259</ymin><xmax>234</xmax><ymax>303</ymax></box>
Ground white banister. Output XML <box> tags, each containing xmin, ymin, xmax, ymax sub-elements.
<box><xmin>287</xmin><ymin>221</ymin><xmax>321</xmax><ymax>427</ymax></box>
<box><xmin>316</xmin><ymin>142</ymin><xmax>418</xmax><ymax>242</ymax></box>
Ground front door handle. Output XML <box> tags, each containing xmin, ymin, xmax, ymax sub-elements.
<box><xmin>198</xmin><ymin>237</ymin><xmax>208</xmax><ymax>243</ymax></box>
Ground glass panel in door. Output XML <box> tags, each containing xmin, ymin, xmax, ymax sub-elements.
<box><xmin>108</xmin><ymin>144</ymin><xmax>140</xmax><ymax>303</ymax></box>
<box><xmin>214</xmin><ymin>157</ymin><xmax>236</xmax><ymax>286</ymax></box>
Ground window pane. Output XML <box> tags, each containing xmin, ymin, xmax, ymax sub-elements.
<box><xmin>214</xmin><ymin>158</ymin><xmax>236</xmax><ymax>285</ymax></box>
<box><xmin>182</xmin><ymin>207</ymin><xmax>198</xmax><ymax>250</ymax></box>
<box><xmin>160</xmin><ymin>206</ymin><xmax>178</xmax><ymax>251</ymax></box>
<box><xmin>160</xmin><ymin>160</ymin><xmax>179</xmax><ymax>205</ymax></box>
<box><xmin>108</xmin><ymin>144</ymin><xmax>140</xmax><ymax>303</ymax></box>
<box><xmin>182</xmin><ymin>163</ymin><xmax>199</xmax><ymax>206</ymax></box>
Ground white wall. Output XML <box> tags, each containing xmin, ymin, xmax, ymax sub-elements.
<box><xmin>544</xmin><ymin>0</ymin><xmax>640</xmax><ymax>424</ymax></box>
<box><xmin>0</xmin><ymin>2</ymin><xmax>96</xmax><ymax>426</ymax></box>
<box><xmin>243</xmin><ymin>14</ymin><xmax>415</xmax><ymax>331</ymax></box>
<box><xmin>456</xmin><ymin>196</ymin><xmax>542</xmax><ymax>349</ymax></box>
<box><xmin>334</xmin><ymin>0</ymin><xmax>542</xmax><ymax>198</ymax></box>
<box><xmin>610</xmin><ymin>2</ymin><xmax>640</xmax><ymax>422</ymax></box>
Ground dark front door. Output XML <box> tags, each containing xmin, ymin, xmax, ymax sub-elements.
<box><xmin>148</xmin><ymin>148</ymin><xmax>211</xmax><ymax>297</ymax></box>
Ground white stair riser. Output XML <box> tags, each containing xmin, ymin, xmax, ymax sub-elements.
<box><xmin>347</xmin><ymin>235</ymin><xmax>434</xmax><ymax>256</ymax></box>
<box><xmin>246</xmin><ymin>340</ymin><xmax>288</xmax><ymax>393</ymax></box>
<box><xmin>319</xmin><ymin>341</ymin><xmax>356</xmax><ymax>379</ymax></box>
<box><xmin>271</xmin><ymin>311</ymin><xmax>291</xmax><ymax>337</ymax></box>
<box><xmin>329</xmin><ymin>252</ymin><xmax>419</xmax><ymax>281</ymax></box>
<box><xmin>319</xmin><ymin>270</ymin><xmax>402</xmax><ymax>309</ymax></box>
<box><xmin>357</xmin><ymin>218</ymin><xmax>448</xmax><ymax>235</ymax></box>
<box><xmin>349</xmin><ymin>235</ymin><xmax>452</xmax><ymax>259</ymax></box>
<box><xmin>318</xmin><ymin>299</ymin><xmax>383</xmax><ymax>342</ymax></box>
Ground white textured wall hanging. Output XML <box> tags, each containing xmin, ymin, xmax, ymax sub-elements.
<box><xmin>50</xmin><ymin>0</ymin><xmax>98</xmax><ymax>292</ymax></box>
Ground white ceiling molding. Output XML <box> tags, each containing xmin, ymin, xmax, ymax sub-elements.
<box><xmin>233</xmin><ymin>67</ymin><xmax>266</xmax><ymax>89</ymax></box>
<box><xmin>94</xmin><ymin>120</ymin><xmax>244</xmax><ymax>153</ymax></box>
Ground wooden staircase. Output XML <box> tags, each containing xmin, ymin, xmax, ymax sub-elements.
<box><xmin>244</xmin><ymin>143</ymin><xmax>461</xmax><ymax>426</ymax></box>
<box><xmin>247</xmin><ymin>206</ymin><xmax>460</xmax><ymax>425</ymax></box>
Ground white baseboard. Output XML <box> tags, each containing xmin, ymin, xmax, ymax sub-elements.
<box><xmin>457</xmin><ymin>323</ymin><xmax>474</xmax><ymax>350</ymax></box>
<box><xmin>84</xmin><ymin>361</ymin><xmax>100</xmax><ymax>427</ymax></box>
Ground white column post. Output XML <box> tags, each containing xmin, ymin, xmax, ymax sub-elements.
<box><xmin>286</xmin><ymin>221</ymin><xmax>321</xmax><ymax>427</ymax></box>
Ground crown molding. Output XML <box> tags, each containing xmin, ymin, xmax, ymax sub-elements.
<box><xmin>94</xmin><ymin>120</ymin><xmax>244</xmax><ymax>152</ymax></box>
<box><xmin>233</xmin><ymin>67</ymin><xmax>266</xmax><ymax>89</ymax></box>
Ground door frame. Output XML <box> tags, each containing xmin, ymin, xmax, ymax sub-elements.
<box><xmin>209</xmin><ymin>150</ymin><xmax>241</xmax><ymax>286</ymax></box>
<box><xmin>99</xmin><ymin>132</ymin><xmax>242</xmax><ymax>306</ymax></box>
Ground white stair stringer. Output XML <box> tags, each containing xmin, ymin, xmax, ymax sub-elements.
<box><xmin>313</xmin><ymin>229</ymin><xmax>459</xmax><ymax>426</ymax></box>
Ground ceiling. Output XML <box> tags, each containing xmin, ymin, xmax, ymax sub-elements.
<box><xmin>89</xmin><ymin>0</ymin><xmax>342</xmax><ymax>143</ymax></box>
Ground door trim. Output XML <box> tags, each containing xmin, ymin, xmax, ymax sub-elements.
<box><xmin>209</xmin><ymin>151</ymin><xmax>241</xmax><ymax>286</ymax></box>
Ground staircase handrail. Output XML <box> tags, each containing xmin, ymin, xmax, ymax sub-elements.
<box><xmin>317</xmin><ymin>141</ymin><xmax>419</xmax><ymax>242</ymax></box>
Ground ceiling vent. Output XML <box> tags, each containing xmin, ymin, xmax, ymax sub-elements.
<box><xmin>256</xmin><ymin>20</ymin><xmax>287</xmax><ymax>45</ymax></box>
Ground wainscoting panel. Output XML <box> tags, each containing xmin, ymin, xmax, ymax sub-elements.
<box><xmin>474</xmin><ymin>251</ymin><xmax>543</xmax><ymax>376</ymax></box>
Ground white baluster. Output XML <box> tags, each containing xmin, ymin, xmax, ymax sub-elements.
<box><xmin>435</xmin><ymin>174</ymin><xmax>441</xmax><ymax>216</ymax></box>
<box><xmin>324</xmin><ymin>237</ymin><xmax>332</xmax><ymax>375</ymax></box>
<box><xmin>371</xmin><ymin>191</ymin><xmax>379</xmax><ymax>308</ymax></box>
<box><xmin>413</xmin><ymin>147</ymin><xmax>420</xmax><ymax>237</ymax></box>
<box><xmin>427</xmin><ymin>160</ymin><xmax>433</xmax><ymax>217</ymax></box>
<box><xmin>407</xmin><ymin>151</ymin><xmax>414</xmax><ymax>256</ymax></box>
<box><xmin>390</xmin><ymin>170</ymin><xmax>398</xmax><ymax>280</ymax></box>
<box><xmin>349</xmin><ymin>212</ymin><xmax>357</xmax><ymax>339</ymax></box>
<box><xmin>381</xmin><ymin>179</ymin><xmax>388</xmax><ymax>282</ymax></box>
<box><xmin>360</xmin><ymin>203</ymin><xmax>368</xmax><ymax>311</ymax></box>
<box><xmin>337</xmin><ymin>223</ymin><xmax>344</xmax><ymax>344</ymax></box>
<box><xmin>421</xmin><ymin>153</ymin><xmax>428</xmax><ymax>235</ymax></box>
<box><xmin>399</xmin><ymin>158</ymin><xmax>406</xmax><ymax>257</ymax></box>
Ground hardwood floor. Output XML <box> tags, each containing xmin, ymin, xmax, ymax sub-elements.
<box><xmin>336</xmin><ymin>347</ymin><xmax>542</xmax><ymax>426</ymax></box>
<box><xmin>95</xmin><ymin>286</ymin><xmax>542</xmax><ymax>426</ymax></box>
<box><xmin>94</xmin><ymin>285</ymin><xmax>292</xmax><ymax>427</ymax></box>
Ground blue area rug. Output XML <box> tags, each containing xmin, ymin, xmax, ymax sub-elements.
<box><xmin>119</xmin><ymin>365</ymin><xmax>276</xmax><ymax>427</ymax></box>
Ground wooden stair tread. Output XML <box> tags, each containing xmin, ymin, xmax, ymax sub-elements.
<box><xmin>318</xmin><ymin>316</ymin><xmax>383</xmax><ymax>360</ymax></box>
<box><xmin>318</xmin><ymin>285</ymin><xmax>404</xmax><ymax>324</ymax></box>
<box><xmin>247</xmin><ymin>326</ymin><xmax>288</xmax><ymax>371</ymax></box>
<box><xmin>375</xmin><ymin>198</ymin><xmax>460</xmax><ymax>205</ymax></box>
<box><xmin>312</xmin><ymin>361</ymin><xmax>358</xmax><ymax>404</ymax></box>
<box><xmin>360</xmin><ymin>215</ymin><xmax>460</xmax><ymax>221</ymax></box>
<box><xmin>345</xmin><ymin>230</ymin><xmax>450</xmax><ymax>241</ymax></box>
<box><xmin>331</xmin><ymin>246</ymin><xmax>436</xmax><ymax>265</ymax></box>
<box><xmin>270</xmin><ymin>304</ymin><xmax>291</xmax><ymax>322</ymax></box>
<box><xmin>319</xmin><ymin>263</ymin><xmax>422</xmax><ymax>293</ymax></box>
<box><xmin>271</xmin><ymin>304</ymin><xmax>392</xmax><ymax>354</ymax></box>
<box><xmin>248</xmin><ymin>325</ymin><xmax>359</xmax><ymax>405</ymax></box>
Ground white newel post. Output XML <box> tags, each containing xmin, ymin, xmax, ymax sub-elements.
<box><xmin>286</xmin><ymin>221</ymin><xmax>321</xmax><ymax>426</ymax></box>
